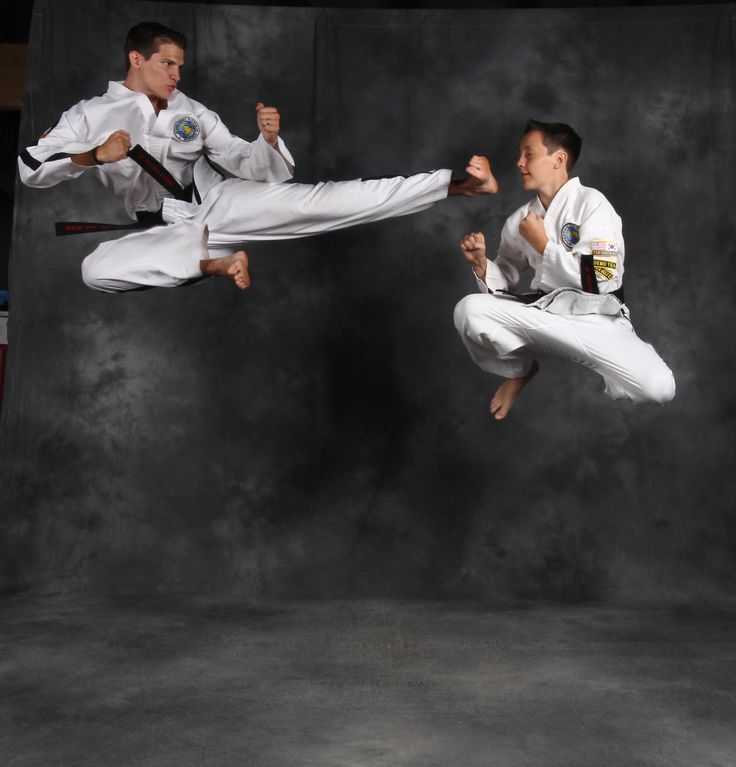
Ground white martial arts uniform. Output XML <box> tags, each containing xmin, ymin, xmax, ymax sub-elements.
<box><xmin>19</xmin><ymin>81</ymin><xmax>451</xmax><ymax>292</ymax></box>
<box><xmin>453</xmin><ymin>178</ymin><xmax>675</xmax><ymax>404</ymax></box>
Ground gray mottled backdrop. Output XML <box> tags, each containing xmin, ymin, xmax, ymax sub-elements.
<box><xmin>0</xmin><ymin>0</ymin><xmax>734</xmax><ymax>602</ymax></box>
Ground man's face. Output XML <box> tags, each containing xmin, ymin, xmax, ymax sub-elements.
<box><xmin>130</xmin><ymin>42</ymin><xmax>184</xmax><ymax>101</ymax></box>
<box><xmin>517</xmin><ymin>130</ymin><xmax>563</xmax><ymax>191</ymax></box>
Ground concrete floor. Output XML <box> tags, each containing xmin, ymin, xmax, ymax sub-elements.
<box><xmin>1</xmin><ymin>594</ymin><xmax>735</xmax><ymax>766</ymax></box>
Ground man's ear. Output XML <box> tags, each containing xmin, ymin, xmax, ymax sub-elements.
<box><xmin>128</xmin><ymin>50</ymin><xmax>142</xmax><ymax>70</ymax></box>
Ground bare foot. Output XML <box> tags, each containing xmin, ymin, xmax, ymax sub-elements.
<box><xmin>448</xmin><ymin>155</ymin><xmax>499</xmax><ymax>196</ymax></box>
<box><xmin>490</xmin><ymin>360</ymin><xmax>539</xmax><ymax>420</ymax></box>
<box><xmin>200</xmin><ymin>250</ymin><xmax>251</xmax><ymax>289</ymax></box>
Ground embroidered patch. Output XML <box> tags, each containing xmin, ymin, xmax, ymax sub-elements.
<box><xmin>561</xmin><ymin>222</ymin><xmax>580</xmax><ymax>249</ymax></box>
<box><xmin>173</xmin><ymin>116</ymin><xmax>200</xmax><ymax>142</ymax></box>
<box><xmin>593</xmin><ymin>259</ymin><xmax>616</xmax><ymax>280</ymax></box>
<box><xmin>591</xmin><ymin>239</ymin><xmax>619</xmax><ymax>279</ymax></box>
<box><xmin>591</xmin><ymin>239</ymin><xmax>619</xmax><ymax>254</ymax></box>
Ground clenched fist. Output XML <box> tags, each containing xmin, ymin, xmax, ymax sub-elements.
<box><xmin>256</xmin><ymin>103</ymin><xmax>280</xmax><ymax>147</ymax></box>
<box><xmin>460</xmin><ymin>231</ymin><xmax>488</xmax><ymax>281</ymax></box>
<box><xmin>94</xmin><ymin>129</ymin><xmax>132</xmax><ymax>164</ymax></box>
<box><xmin>519</xmin><ymin>211</ymin><xmax>548</xmax><ymax>254</ymax></box>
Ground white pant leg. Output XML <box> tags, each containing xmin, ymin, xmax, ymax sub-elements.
<box><xmin>81</xmin><ymin>221</ymin><xmax>208</xmax><ymax>293</ymax></box>
<box><xmin>163</xmin><ymin>170</ymin><xmax>452</xmax><ymax>246</ymax></box>
<box><xmin>454</xmin><ymin>294</ymin><xmax>676</xmax><ymax>404</ymax></box>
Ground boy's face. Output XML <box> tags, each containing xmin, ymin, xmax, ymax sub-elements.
<box><xmin>517</xmin><ymin>130</ymin><xmax>565</xmax><ymax>192</ymax></box>
<box><xmin>129</xmin><ymin>42</ymin><xmax>184</xmax><ymax>101</ymax></box>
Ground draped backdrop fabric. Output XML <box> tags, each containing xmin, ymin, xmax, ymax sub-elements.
<box><xmin>1</xmin><ymin>0</ymin><xmax>734</xmax><ymax>601</ymax></box>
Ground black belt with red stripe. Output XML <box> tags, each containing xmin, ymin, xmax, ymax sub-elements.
<box><xmin>127</xmin><ymin>144</ymin><xmax>193</xmax><ymax>202</ymax></box>
<box><xmin>54</xmin><ymin>144</ymin><xmax>195</xmax><ymax>236</ymax></box>
<box><xmin>55</xmin><ymin>209</ymin><xmax>166</xmax><ymax>236</ymax></box>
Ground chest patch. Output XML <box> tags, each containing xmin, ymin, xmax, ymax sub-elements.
<box><xmin>173</xmin><ymin>116</ymin><xmax>200</xmax><ymax>142</ymax></box>
<box><xmin>561</xmin><ymin>222</ymin><xmax>580</xmax><ymax>249</ymax></box>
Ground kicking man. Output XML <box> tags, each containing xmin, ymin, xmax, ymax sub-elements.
<box><xmin>19</xmin><ymin>22</ymin><xmax>497</xmax><ymax>293</ymax></box>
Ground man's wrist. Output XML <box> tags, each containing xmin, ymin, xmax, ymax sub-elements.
<box><xmin>92</xmin><ymin>146</ymin><xmax>104</xmax><ymax>165</ymax></box>
<box><xmin>473</xmin><ymin>258</ymin><xmax>487</xmax><ymax>281</ymax></box>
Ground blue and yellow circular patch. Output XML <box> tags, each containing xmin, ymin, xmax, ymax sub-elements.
<box><xmin>561</xmin><ymin>222</ymin><xmax>580</xmax><ymax>249</ymax></box>
<box><xmin>173</xmin><ymin>116</ymin><xmax>200</xmax><ymax>142</ymax></box>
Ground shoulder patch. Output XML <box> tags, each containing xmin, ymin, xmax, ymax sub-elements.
<box><xmin>590</xmin><ymin>240</ymin><xmax>619</xmax><ymax>280</ymax></box>
<box><xmin>561</xmin><ymin>222</ymin><xmax>580</xmax><ymax>249</ymax></box>
<box><xmin>591</xmin><ymin>239</ymin><xmax>619</xmax><ymax>254</ymax></box>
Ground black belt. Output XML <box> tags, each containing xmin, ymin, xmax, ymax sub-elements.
<box><xmin>127</xmin><ymin>144</ymin><xmax>193</xmax><ymax>202</ymax></box>
<box><xmin>55</xmin><ymin>209</ymin><xmax>165</xmax><ymax>236</ymax></box>
<box><xmin>54</xmin><ymin>145</ymin><xmax>192</xmax><ymax>236</ymax></box>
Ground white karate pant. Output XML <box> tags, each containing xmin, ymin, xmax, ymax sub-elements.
<box><xmin>81</xmin><ymin>170</ymin><xmax>452</xmax><ymax>292</ymax></box>
<box><xmin>453</xmin><ymin>294</ymin><xmax>676</xmax><ymax>404</ymax></box>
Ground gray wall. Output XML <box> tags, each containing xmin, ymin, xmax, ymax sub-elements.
<box><xmin>1</xmin><ymin>0</ymin><xmax>734</xmax><ymax>602</ymax></box>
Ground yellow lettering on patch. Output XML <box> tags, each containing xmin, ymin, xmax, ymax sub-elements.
<box><xmin>594</xmin><ymin>259</ymin><xmax>617</xmax><ymax>270</ymax></box>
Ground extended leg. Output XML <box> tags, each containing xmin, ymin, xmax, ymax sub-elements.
<box><xmin>191</xmin><ymin>171</ymin><xmax>453</xmax><ymax>245</ymax></box>
<box><xmin>163</xmin><ymin>165</ymin><xmax>496</xmax><ymax>246</ymax></box>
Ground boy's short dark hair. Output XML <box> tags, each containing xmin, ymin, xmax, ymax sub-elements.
<box><xmin>524</xmin><ymin>119</ymin><xmax>582</xmax><ymax>172</ymax></box>
<box><xmin>124</xmin><ymin>22</ymin><xmax>187</xmax><ymax>71</ymax></box>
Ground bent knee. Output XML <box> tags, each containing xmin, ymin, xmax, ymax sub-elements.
<box><xmin>639</xmin><ymin>366</ymin><xmax>676</xmax><ymax>405</ymax></box>
<box><xmin>81</xmin><ymin>254</ymin><xmax>103</xmax><ymax>290</ymax></box>
<box><xmin>81</xmin><ymin>253</ymin><xmax>125</xmax><ymax>293</ymax></box>
<box><xmin>81</xmin><ymin>254</ymin><xmax>112</xmax><ymax>292</ymax></box>
<box><xmin>453</xmin><ymin>294</ymin><xmax>488</xmax><ymax>334</ymax></box>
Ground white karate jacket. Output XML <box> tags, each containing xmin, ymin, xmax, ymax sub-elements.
<box><xmin>18</xmin><ymin>81</ymin><xmax>295</xmax><ymax>219</ymax></box>
<box><xmin>477</xmin><ymin>178</ymin><xmax>627</xmax><ymax>315</ymax></box>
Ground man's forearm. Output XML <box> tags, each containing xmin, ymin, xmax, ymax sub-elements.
<box><xmin>71</xmin><ymin>148</ymin><xmax>100</xmax><ymax>167</ymax></box>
